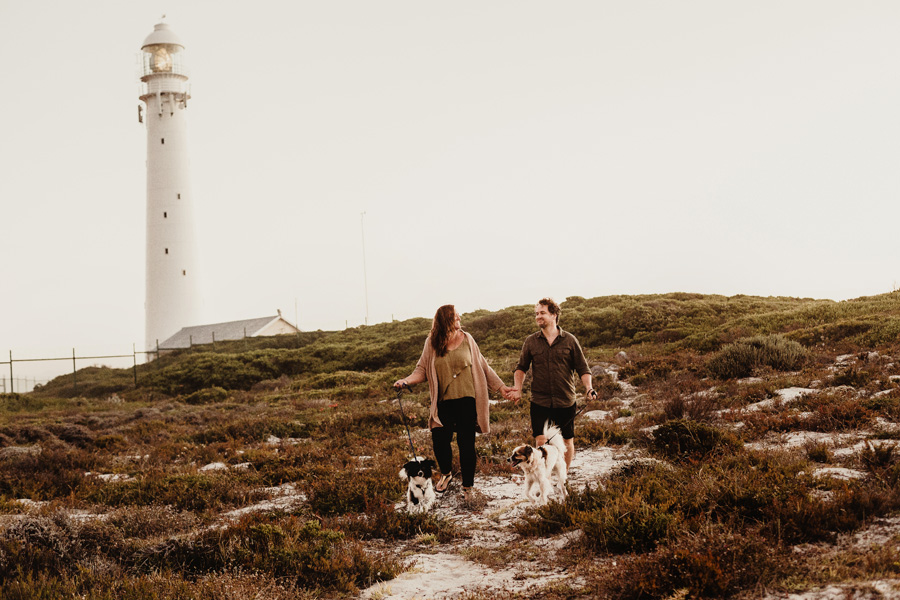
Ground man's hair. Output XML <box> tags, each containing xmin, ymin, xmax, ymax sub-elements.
<box><xmin>537</xmin><ymin>297</ymin><xmax>560</xmax><ymax>323</ymax></box>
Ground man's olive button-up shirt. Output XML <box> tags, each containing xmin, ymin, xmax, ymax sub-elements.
<box><xmin>515</xmin><ymin>327</ymin><xmax>590</xmax><ymax>408</ymax></box>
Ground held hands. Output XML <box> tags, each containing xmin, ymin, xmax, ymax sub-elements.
<box><xmin>393</xmin><ymin>379</ymin><xmax>409</xmax><ymax>390</ymax></box>
<box><xmin>500</xmin><ymin>385</ymin><xmax>522</xmax><ymax>403</ymax></box>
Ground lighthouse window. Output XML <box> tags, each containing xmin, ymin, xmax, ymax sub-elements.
<box><xmin>163</xmin><ymin>212</ymin><xmax>167</xmax><ymax>218</ymax></box>
<box><xmin>165</xmin><ymin>248</ymin><xmax>169</xmax><ymax>254</ymax></box>
<box><xmin>161</xmin><ymin>138</ymin><xmax>165</xmax><ymax>144</ymax></box>
<box><xmin>177</xmin><ymin>193</ymin><xmax>181</xmax><ymax>199</ymax></box>
<box><xmin>182</xmin><ymin>270</ymin><xmax>187</xmax><ymax>276</ymax></box>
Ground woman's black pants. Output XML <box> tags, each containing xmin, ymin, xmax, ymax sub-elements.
<box><xmin>431</xmin><ymin>396</ymin><xmax>477</xmax><ymax>488</ymax></box>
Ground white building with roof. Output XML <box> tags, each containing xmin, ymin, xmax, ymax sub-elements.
<box><xmin>159</xmin><ymin>314</ymin><xmax>301</xmax><ymax>350</ymax></box>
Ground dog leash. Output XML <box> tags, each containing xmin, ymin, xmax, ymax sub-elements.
<box><xmin>395</xmin><ymin>383</ymin><xmax>419</xmax><ymax>459</ymax></box>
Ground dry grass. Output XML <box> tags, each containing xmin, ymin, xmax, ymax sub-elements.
<box><xmin>6</xmin><ymin>292</ymin><xmax>900</xmax><ymax>598</ymax></box>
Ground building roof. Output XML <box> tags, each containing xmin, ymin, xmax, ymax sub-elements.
<box><xmin>159</xmin><ymin>315</ymin><xmax>298</xmax><ymax>349</ymax></box>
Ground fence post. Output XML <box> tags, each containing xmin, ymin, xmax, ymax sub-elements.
<box><xmin>8</xmin><ymin>351</ymin><xmax>13</xmax><ymax>395</ymax></box>
<box><xmin>72</xmin><ymin>348</ymin><xmax>77</xmax><ymax>394</ymax></box>
<box><xmin>132</xmin><ymin>344</ymin><xmax>138</xmax><ymax>387</ymax></box>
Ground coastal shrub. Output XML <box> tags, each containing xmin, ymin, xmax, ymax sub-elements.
<box><xmin>191</xmin><ymin>415</ymin><xmax>305</xmax><ymax>445</ymax></box>
<box><xmin>577</xmin><ymin>489</ymin><xmax>677</xmax><ymax>553</ymax></box>
<box><xmin>0</xmin><ymin>394</ymin><xmax>43</xmax><ymax>412</ymax></box>
<box><xmin>662</xmin><ymin>390</ymin><xmax>720</xmax><ymax>423</ymax></box>
<box><xmin>805</xmin><ymin>440</ymin><xmax>833</xmax><ymax>463</ymax></box>
<box><xmin>328</xmin><ymin>501</ymin><xmax>460</xmax><ymax>542</ymax></box>
<box><xmin>649</xmin><ymin>419</ymin><xmax>742</xmax><ymax>460</ymax></box>
<box><xmin>182</xmin><ymin>386</ymin><xmax>228</xmax><ymax>405</ymax></box>
<box><xmin>863</xmin><ymin>393</ymin><xmax>900</xmax><ymax>419</ymax></box>
<box><xmin>576</xmin><ymin>421</ymin><xmax>633</xmax><ymax>446</ymax></box>
<box><xmin>32</xmin><ymin>366</ymin><xmax>134</xmax><ymax>399</ymax></box>
<box><xmin>601</xmin><ymin>524</ymin><xmax>788</xmax><ymax>599</ymax></box>
<box><xmin>86</xmin><ymin>473</ymin><xmax>262</xmax><ymax>511</ymax></box>
<box><xmin>619</xmin><ymin>356</ymin><xmax>681</xmax><ymax>385</ymax></box>
<box><xmin>105</xmin><ymin>505</ymin><xmax>201</xmax><ymax>539</ymax></box>
<box><xmin>305</xmin><ymin>463</ymin><xmax>401</xmax><ymax>516</ymax></box>
<box><xmin>706</xmin><ymin>334</ymin><xmax>808</xmax><ymax>379</ymax></box>
<box><xmin>861</xmin><ymin>442</ymin><xmax>898</xmax><ymax>475</ymax></box>
<box><xmin>132</xmin><ymin>515</ymin><xmax>400</xmax><ymax>594</ymax></box>
<box><xmin>0</xmin><ymin>446</ymin><xmax>96</xmax><ymax>501</ymax></box>
<box><xmin>45</xmin><ymin>423</ymin><xmax>94</xmax><ymax>448</ymax></box>
<box><xmin>0</xmin><ymin>572</ymin><xmax>311</xmax><ymax>600</ymax></box>
<box><xmin>515</xmin><ymin>460</ymin><xmax>682</xmax><ymax>549</ymax></box>
<box><xmin>794</xmin><ymin>391</ymin><xmax>873</xmax><ymax>432</ymax></box>
<box><xmin>303</xmin><ymin>370</ymin><xmax>372</xmax><ymax>389</ymax></box>
<box><xmin>698</xmin><ymin>450</ymin><xmax>894</xmax><ymax>544</ymax></box>
<box><xmin>140</xmin><ymin>353</ymin><xmax>272</xmax><ymax>394</ymax></box>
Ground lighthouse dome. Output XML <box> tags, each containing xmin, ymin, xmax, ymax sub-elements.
<box><xmin>142</xmin><ymin>22</ymin><xmax>184</xmax><ymax>50</ymax></box>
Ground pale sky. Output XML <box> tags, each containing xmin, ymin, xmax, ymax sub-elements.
<box><xmin>2</xmin><ymin>1</ymin><xmax>900</xmax><ymax>380</ymax></box>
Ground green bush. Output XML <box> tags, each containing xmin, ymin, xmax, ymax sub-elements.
<box><xmin>182</xmin><ymin>386</ymin><xmax>229</xmax><ymax>405</ymax></box>
<box><xmin>0</xmin><ymin>394</ymin><xmax>42</xmax><ymax>412</ymax></box>
<box><xmin>706</xmin><ymin>334</ymin><xmax>808</xmax><ymax>379</ymax></box>
<box><xmin>577</xmin><ymin>489</ymin><xmax>677</xmax><ymax>553</ymax></box>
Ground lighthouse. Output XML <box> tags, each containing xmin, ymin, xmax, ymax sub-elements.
<box><xmin>138</xmin><ymin>20</ymin><xmax>200</xmax><ymax>352</ymax></box>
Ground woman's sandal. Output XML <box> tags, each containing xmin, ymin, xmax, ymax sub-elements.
<box><xmin>435</xmin><ymin>473</ymin><xmax>453</xmax><ymax>493</ymax></box>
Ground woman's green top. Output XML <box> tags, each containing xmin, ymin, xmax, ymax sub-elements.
<box><xmin>434</xmin><ymin>337</ymin><xmax>476</xmax><ymax>401</ymax></box>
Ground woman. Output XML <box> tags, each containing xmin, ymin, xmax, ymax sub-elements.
<box><xmin>394</xmin><ymin>305</ymin><xmax>514</xmax><ymax>500</ymax></box>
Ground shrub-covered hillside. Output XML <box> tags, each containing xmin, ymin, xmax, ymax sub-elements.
<box><xmin>3</xmin><ymin>291</ymin><xmax>900</xmax><ymax>599</ymax></box>
<box><xmin>28</xmin><ymin>291</ymin><xmax>900</xmax><ymax>400</ymax></box>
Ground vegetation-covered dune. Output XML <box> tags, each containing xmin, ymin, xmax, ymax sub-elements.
<box><xmin>3</xmin><ymin>292</ymin><xmax>900</xmax><ymax>598</ymax></box>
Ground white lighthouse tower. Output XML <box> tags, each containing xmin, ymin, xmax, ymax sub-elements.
<box><xmin>138</xmin><ymin>20</ymin><xmax>200</xmax><ymax>351</ymax></box>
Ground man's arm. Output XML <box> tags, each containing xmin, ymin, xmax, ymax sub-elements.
<box><xmin>572</xmin><ymin>335</ymin><xmax>596</xmax><ymax>399</ymax></box>
<box><xmin>510</xmin><ymin>337</ymin><xmax>533</xmax><ymax>403</ymax></box>
<box><xmin>511</xmin><ymin>369</ymin><xmax>527</xmax><ymax>402</ymax></box>
<box><xmin>581</xmin><ymin>372</ymin><xmax>597</xmax><ymax>399</ymax></box>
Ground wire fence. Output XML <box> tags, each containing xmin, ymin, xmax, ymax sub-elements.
<box><xmin>0</xmin><ymin>347</ymin><xmax>156</xmax><ymax>395</ymax></box>
<box><xmin>0</xmin><ymin>378</ymin><xmax>48</xmax><ymax>394</ymax></box>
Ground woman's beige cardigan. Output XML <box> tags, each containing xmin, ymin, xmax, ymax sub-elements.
<box><xmin>409</xmin><ymin>332</ymin><xmax>504</xmax><ymax>434</ymax></box>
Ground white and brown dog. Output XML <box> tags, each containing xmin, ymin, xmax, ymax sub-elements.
<box><xmin>399</xmin><ymin>458</ymin><xmax>437</xmax><ymax>513</ymax></box>
<box><xmin>508</xmin><ymin>422</ymin><xmax>568</xmax><ymax>506</ymax></box>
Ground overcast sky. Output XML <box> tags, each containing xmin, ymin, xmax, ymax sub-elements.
<box><xmin>2</xmin><ymin>1</ymin><xmax>900</xmax><ymax>379</ymax></box>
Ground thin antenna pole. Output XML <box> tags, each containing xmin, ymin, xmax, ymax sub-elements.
<box><xmin>361</xmin><ymin>211</ymin><xmax>369</xmax><ymax>326</ymax></box>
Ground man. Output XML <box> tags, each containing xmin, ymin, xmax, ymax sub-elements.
<box><xmin>510</xmin><ymin>298</ymin><xmax>596</xmax><ymax>469</ymax></box>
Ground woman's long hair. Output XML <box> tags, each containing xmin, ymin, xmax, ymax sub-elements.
<box><xmin>430</xmin><ymin>304</ymin><xmax>458</xmax><ymax>357</ymax></box>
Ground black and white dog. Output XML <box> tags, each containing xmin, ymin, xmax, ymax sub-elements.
<box><xmin>399</xmin><ymin>458</ymin><xmax>437</xmax><ymax>513</ymax></box>
<box><xmin>508</xmin><ymin>421</ymin><xmax>568</xmax><ymax>506</ymax></box>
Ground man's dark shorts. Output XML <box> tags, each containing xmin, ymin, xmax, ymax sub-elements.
<box><xmin>530</xmin><ymin>403</ymin><xmax>576</xmax><ymax>440</ymax></box>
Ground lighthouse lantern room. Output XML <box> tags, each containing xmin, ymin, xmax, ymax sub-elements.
<box><xmin>139</xmin><ymin>20</ymin><xmax>200</xmax><ymax>352</ymax></box>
